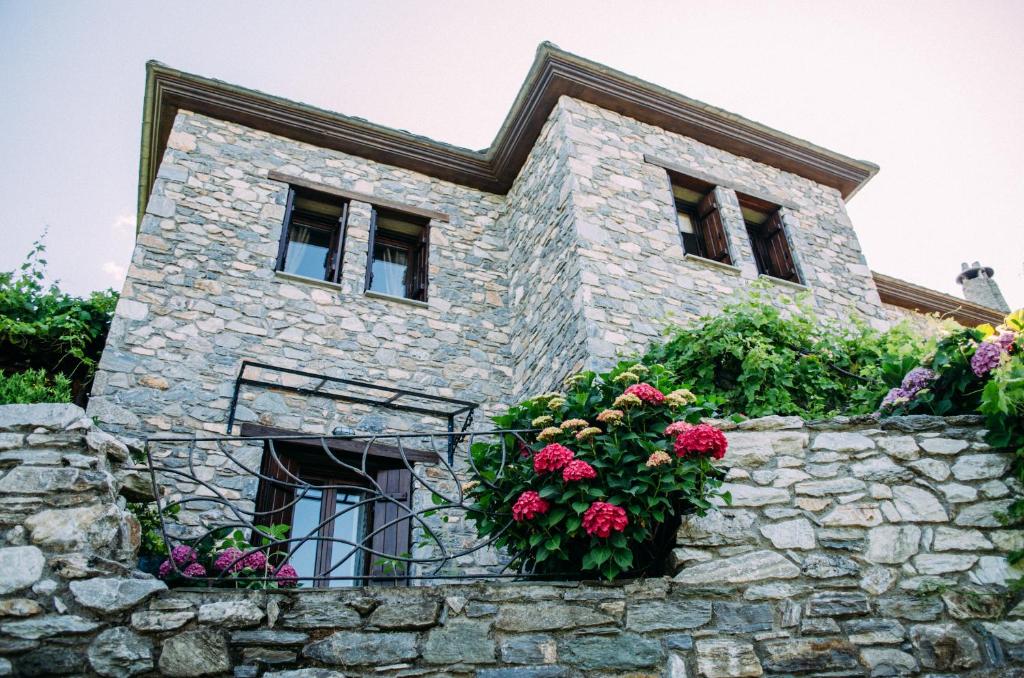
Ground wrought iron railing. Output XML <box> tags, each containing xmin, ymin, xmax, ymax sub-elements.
<box><xmin>143</xmin><ymin>429</ymin><xmax>538</xmax><ymax>586</ymax></box>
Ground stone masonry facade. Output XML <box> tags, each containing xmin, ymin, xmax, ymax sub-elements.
<box><xmin>90</xmin><ymin>94</ymin><xmax>891</xmax><ymax>445</ymax></box>
<box><xmin>2</xmin><ymin>405</ymin><xmax>1023</xmax><ymax>676</ymax></box>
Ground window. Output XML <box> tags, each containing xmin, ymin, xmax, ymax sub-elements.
<box><xmin>740</xmin><ymin>196</ymin><xmax>800</xmax><ymax>283</ymax></box>
<box><xmin>275</xmin><ymin>187</ymin><xmax>349</xmax><ymax>283</ymax></box>
<box><xmin>671</xmin><ymin>177</ymin><xmax>732</xmax><ymax>265</ymax></box>
<box><xmin>250</xmin><ymin>428</ymin><xmax>424</xmax><ymax>587</ymax></box>
<box><xmin>365</xmin><ymin>208</ymin><xmax>429</xmax><ymax>301</ymax></box>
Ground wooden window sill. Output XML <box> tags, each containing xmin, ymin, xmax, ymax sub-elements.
<box><xmin>274</xmin><ymin>270</ymin><xmax>344</xmax><ymax>292</ymax></box>
<box><xmin>683</xmin><ymin>254</ymin><xmax>742</xmax><ymax>275</ymax></box>
<box><xmin>758</xmin><ymin>274</ymin><xmax>809</xmax><ymax>292</ymax></box>
<box><xmin>365</xmin><ymin>290</ymin><xmax>429</xmax><ymax>309</ymax></box>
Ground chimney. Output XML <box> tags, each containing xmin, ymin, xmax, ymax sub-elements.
<box><xmin>956</xmin><ymin>262</ymin><xmax>1010</xmax><ymax>313</ymax></box>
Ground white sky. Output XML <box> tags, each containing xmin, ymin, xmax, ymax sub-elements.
<box><xmin>1</xmin><ymin>0</ymin><xmax>1022</xmax><ymax>309</ymax></box>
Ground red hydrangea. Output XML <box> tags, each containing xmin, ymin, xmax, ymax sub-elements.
<box><xmin>673</xmin><ymin>423</ymin><xmax>728</xmax><ymax>460</ymax></box>
<box><xmin>664</xmin><ymin>421</ymin><xmax>693</xmax><ymax>436</ymax></box>
<box><xmin>533</xmin><ymin>443</ymin><xmax>575</xmax><ymax>473</ymax></box>
<box><xmin>624</xmin><ymin>383</ymin><xmax>665</xmax><ymax>405</ymax></box>
<box><xmin>512</xmin><ymin>491</ymin><xmax>550</xmax><ymax>521</ymax></box>
<box><xmin>562</xmin><ymin>459</ymin><xmax>597</xmax><ymax>482</ymax></box>
<box><xmin>582</xmin><ymin>502</ymin><xmax>628</xmax><ymax>537</ymax></box>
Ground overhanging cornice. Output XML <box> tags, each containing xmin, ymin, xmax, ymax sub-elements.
<box><xmin>872</xmin><ymin>271</ymin><xmax>1003</xmax><ymax>326</ymax></box>
<box><xmin>138</xmin><ymin>43</ymin><xmax>879</xmax><ymax>225</ymax></box>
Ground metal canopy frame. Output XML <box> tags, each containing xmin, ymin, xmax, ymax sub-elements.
<box><xmin>226</xmin><ymin>361</ymin><xmax>479</xmax><ymax>463</ymax></box>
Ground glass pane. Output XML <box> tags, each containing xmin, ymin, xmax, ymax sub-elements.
<box><xmin>288</xmin><ymin>487</ymin><xmax>323</xmax><ymax>582</ymax></box>
<box><xmin>370</xmin><ymin>242</ymin><xmax>410</xmax><ymax>298</ymax></box>
<box><xmin>677</xmin><ymin>210</ymin><xmax>696</xmax><ymax>235</ymax></box>
<box><xmin>284</xmin><ymin>221</ymin><xmax>333</xmax><ymax>280</ymax></box>
<box><xmin>327</xmin><ymin>493</ymin><xmax>363</xmax><ymax>587</ymax></box>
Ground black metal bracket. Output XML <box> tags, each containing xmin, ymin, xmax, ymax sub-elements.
<box><xmin>226</xmin><ymin>361</ymin><xmax>479</xmax><ymax>463</ymax></box>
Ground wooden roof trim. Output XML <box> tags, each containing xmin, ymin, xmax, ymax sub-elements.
<box><xmin>138</xmin><ymin>43</ymin><xmax>878</xmax><ymax>225</ymax></box>
<box><xmin>871</xmin><ymin>271</ymin><xmax>1004</xmax><ymax>326</ymax></box>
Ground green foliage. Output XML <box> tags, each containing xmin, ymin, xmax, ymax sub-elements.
<box><xmin>127</xmin><ymin>501</ymin><xmax>179</xmax><ymax>557</ymax></box>
<box><xmin>645</xmin><ymin>286</ymin><xmax>929</xmax><ymax>418</ymax></box>
<box><xmin>0</xmin><ymin>237</ymin><xmax>118</xmax><ymax>403</ymax></box>
<box><xmin>467</xmin><ymin>361</ymin><xmax>726</xmax><ymax>580</ymax></box>
<box><xmin>0</xmin><ymin>368</ymin><xmax>72</xmax><ymax>405</ymax></box>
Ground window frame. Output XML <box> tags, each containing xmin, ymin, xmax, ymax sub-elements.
<box><xmin>669</xmin><ymin>173</ymin><xmax>733</xmax><ymax>266</ymax></box>
<box><xmin>739</xmin><ymin>195</ymin><xmax>801</xmax><ymax>284</ymax></box>
<box><xmin>274</xmin><ymin>186</ymin><xmax>350</xmax><ymax>284</ymax></box>
<box><xmin>364</xmin><ymin>207</ymin><xmax>430</xmax><ymax>302</ymax></box>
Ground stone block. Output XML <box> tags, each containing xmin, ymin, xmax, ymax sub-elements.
<box><xmin>674</xmin><ymin>550</ymin><xmax>799</xmax><ymax>585</ymax></box>
<box><xmin>759</xmin><ymin>518</ymin><xmax>816</xmax><ymax>550</ymax></box>
<box><xmin>626</xmin><ymin>599</ymin><xmax>711</xmax><ymax>631</ymax></box>
<box><xmin>69</xmin><ymin>577</ymin><xmax>167</xmax><ymax>613</ymax></box>
<box><xmin>158</xmin><ymin>629</ymin><xmax>231</xmax><ymax>677</ymax></box>
<box><xmin>0</xmin><ymin>546</ymin><xmax>44</xmax><ymax>594</ymax></box>
<box><xmin>301</xmin><ymin>630</ymin><xmax>418</xmax><ymax>665</ymax></box>
<box><xmin>909</xmin><ymin>623</ymin><xmax>982</xmax><ymax>671</ymax></box>
<box><xmin>496</xmin><ymin>603</ymin><xmax>612</xmax><ymax>632</ymax></box>
<box><xmin>761</xmin><ymin>638</ymin><xmax>860</xmax><ymax>673</ymax></box>
<box><xmin>694</xmin><ymin>638</ymin><xmax>763</xmax><ymax>678</ymax></box>
<box><xmin>422</xmin><ymin>618</ymin><xmax>495</xmax><ymax>664</ymax></box>
<box><xmin>87</xmin><ymin>627</ymin><xmax>153</xmax><ymax>678</ymax></box>
<box><xmin>557</xmin><ymin>633</ymin><xmax>663</xmax><ymax>670</ymax></box>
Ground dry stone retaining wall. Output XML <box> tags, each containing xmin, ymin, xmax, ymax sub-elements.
<box><xmin>1</xmin><ymin>404</ymin><xmax>1022</xmax><ymax>677</ymax></box>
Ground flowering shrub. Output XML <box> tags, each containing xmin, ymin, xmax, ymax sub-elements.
<box><xmin>466</xmin><ymin>362</ymin><xmax>728</xmax><ymax>580</ymax></box>
<box><xmin>879</xmin><ymin>309</ymin><xmax>1024</xmax><ymax>583</ymax></box>
<box><xmin>157</xmin><ymin>524</ymin><xmax>300</xmax><ymax>589</ymax></box>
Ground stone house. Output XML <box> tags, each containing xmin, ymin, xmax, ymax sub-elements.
<box><xmin>86</xmin><ymin>43</ymin><xmax>1011</xmax><ymax>584</ymax></box>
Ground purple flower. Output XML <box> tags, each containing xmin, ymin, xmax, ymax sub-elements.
<box><xmin>971</xmin><ymin>341</ymin><xmax>1005</xmax><ymax>377</ymax></box>
<box><xmin>182</xmin><ymin>563</ymin><xmax>207</xmax><ymax>578</ymax></box>
<box><xmin>238</xmin><ymin>550</ymin><xmax>268</xmax><ymax>572</ymax></box>
<box><xmin>213</xmin><ymin>547</ymin><xmax>244</xmax><ymax>572</ymax></box>
<box><xmin>996</xmin><ymin>331</ymin><xmax>1017</xmax><ymax>351</ymax></box>
<box><xmin>900</xmin><ymin>367</ymin><xmax>936</xmax><ymax>394</ymax></box>
<box><xmin>880</xmin><ymin>387</ymin><xmax>913</xmax><ymax>410</ymax></box>
<box><xmin>157</xmin><ymin>559</ymin><xmax>173</xmax><ymax>579</ymax></box>
<box><xmin>275</xmin><ymin>563</ymin><xmax>299</xmax><ymax>587</ymax></box>
<box><xmin>170</xmin><ymin>545</ymin><xmax>198</xmax><ymax>567</ymax></box>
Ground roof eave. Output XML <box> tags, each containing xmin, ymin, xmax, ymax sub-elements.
<box><xmin>136</xmin><ymin>44</ymin><xmax>879</xmax><ymax>226</ymax></box>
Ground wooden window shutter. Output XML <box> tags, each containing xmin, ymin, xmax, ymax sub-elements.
<box><xmin>412</xmin><ymin>224</ymin><xmax>429</xmax><ymax>301</ymax></box>
<box><xmin>364</xmin><ymin>208</ymin><xmax>378</xmax><ymax>291</ymax></box>
<box><xmin>326</xmin><ymin>202</ymin><xmax>349</xmax><ymax>284</ymax></box>
<box><xmin>275</xmin><ymin>187</ymin><xmax>296</xmax><ymax>271</ymax></box>
<box><xmin>696</xmin><ymin>191</ymin><xmax>732</xmax><ymax>265</ymax></box>
<box><xmin>762</xmin><ymin>212</ymin><xmax>798</xmax><ymax>282</ymax></box>
<box><xmin>254</xmin><ymin>443</ymin><xmax>301</xmax><ymax>530</ymax></box>
<box><xmin>369</xmin><ymin>467</ymin><xmax>412</xmax><ymax>585</ymax></box>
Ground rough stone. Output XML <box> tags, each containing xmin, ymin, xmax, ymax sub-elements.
<box><xmin>851</xmin><ymin>456</ymin><xmax>913</xmax><ymax>482</ymax></box>
<box><xmin>908</xmin><ymin>458</ymin><xmax>950</xmax><ymax>481</ymax></box>
<box><xmin>0</xmin><ymin>614</ymin><xmax>100</xmax><ymax>639</ymax></box>
<box><xmin>675</xmin><ymin>550</ymin><xmax>799</xmax><ymax>584</ymax></box>
<box><xmin>759</xmin><ymin>518</ymin><xmax>816</xmax><ymax>550</ymax></box>
<box><xmin>500</xmin><ymin>635</ymin><xmax>558</xmax><ymax>665</ymax></box>
<box><xmin>877</xmin><ymin>595</ymin><xmax>944</xmax><ymax>621</ymax></box>
<box><xmin>794</xmin><ymin>477</ymin><xmax>866</xmax><ymax>496</ymax></box>
<box><xmin>496</xmin><ymin>602</ymin><xmax>613</xmax><ymax>632</ymax></box>
<box><xmin>719</xmin><ymin>483</ymin><xmax>789</xmax><ymax>506</ymax></box>
<box><xmin>932</xmin><ymin>526</ymin><xmax>993</xmax><ymax>551</ymax></box>
<box><xmin>955</xmin><ymin>499</ymin><xmax>1014</xmax><ymax>527</ymax></box>
<box><xmin>0</xmin><ymin>546</ymin><xmax>44</xmax><ymax>594</ymax></box>
<box><xmin>69</xmin><ymin>577</ymin><xmax>166</xmax><ymax>613</ymax></box>
<box><xmin>262</xmin><ymin>671</ymin><xmax>347</xmax><ymax>678</ymax></box>
<box><xmin>87</xmin><ymin>627</ymin><xmax>153</xmax><ymax>678</ymax></box>
<box><xmin>557</xmin><ymin>633</ymin><xmax>663</xmax><ymax>670</ymax></box>
<box><xmin>627</xmin><ymin>599</ymin><xmax>711</xmax><ymax>631</ymax></box>
<box><xmin>919</xmin><ymin>437</ymin><xmax>969</xmax><ymax>454</ymax></box>
<box><xmin>281</xmin><ymin>597</ymin><xmax>362</xmax><ymax>628</ymax></box>
<box><xmin>909</xmin><ymin>623</ymin><xmax>982</xmax><ymax>671</ymax></box>
<box><xmin>0</xmin><ymin>598</ymin><xmax>43</xmax><ymax>617</ymax></box>
<box><xmin>844</xmin><ymin>618</ymin><xmax>906</xmax><ymax>644</ymax></box>
<box><xmin>130</xmin><ymin>610</ymin><xmax>195</xmax><ymax>632</ymax></box>
<box><xmin>969</xmin><ymin>555</ymin><xmax>1013</xmax><ymax>585</ymax></box>
<box><xmin>158</xmin><ymin>629</ymin><xmax>231</xmax><ymax>677</ymax></box>
<box><xmin>712</xmin><ymin>602</ymin><xmax>773</xmax><ymax>632</ymax></box>
<box><xmin>951</xmin><ymin>453</ymin><xmax>1011</xmax><ymax>480</ymax></box>
<box><xmin>761</xmin><ymin>638</ymin><xmax>860</xmax><ymax>673</ymax></box>
<box><xmin>422</xmin><ymin>618</ymin><xmax>495</xmax><ymax>664</ymax></box>
<box><xmin>891</xmin><ymin>485</ymin><xmax>948</xmax><ymax>522</ymax></box>
<box><xmin>302</xmin><ymin>630</ymin><xmax>418</xmax><ymax>665</ymax></box>
<box><xmin>913</xmin><ymin>553</ymin><xmax>978</xmax><ymax>575</ymax></box>
<box><xmin>859</xmin><ymin>648</ymin><xmax>917</xmax><ymax>676</ymax></box>
<box><xmin>368</xmin><ymin>595</ymin><xmax>440</xmax><ymax>629</ymax></box>
<box><xmin>812</xmin><ymin>432</ymin><xmax>874</xmax><ymax>451</ymax></box>
<box><xmin>197</xmin><ymin>600</ymin><xmax>264</xmax><ymax>627</ymax></box>
<box><xmin>820</xmin><ymin>504</ymin><xmax>883</xmax><ymax>527</ymax></box>
<box><xmin>866</xmin><ymin>525</ymin><xmax>921</xmax><ymax>563</ymax></box>
<box><xmin>801</xmin><ymin>552</ymin><xmax>860</xmax><ymax>579</ymax></box>
<box><xmin>694</xmin><ymin>638</ymin><xmax>763</xmax><ymax>678</ymax></box>
<box><xmin>805</xmin><ymin>592</ymin><xmax>869</xmax><ymax>617</ymax></box>
<box><xmin>676</xmin><ymin>510</ymin><xmax>756</xmax><ymax>546</ymax></box>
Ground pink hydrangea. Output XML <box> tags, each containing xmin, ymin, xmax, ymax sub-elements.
<box><xmin>214</xmin><ymin>547</ymin><xmax>244</xmax><ymax>572</ymax></box>
<box><xmin>562</xmin><ymin>459</ymin><xmax>597</xmax><ymax>482</ymax></box>
<box><xmin>239</xmin><ymin>550</ymin><xmax>268</xmax><ymax>572</ymax></box>
<box><xmin>664</xmin><ymin>421</ymin><xmax>693</xmax><ymax>437</ymax></box>
<box><xmin>170</xmin><ymin>545</ymin><xmax>198</xmax><ymax>566</ymax></box>
<box><xmin>275</xmin><ymin>563</ymin><xmax>299</xmax><ymax>587</ymax></box>
<box><xmin>512</xmin><ymin>491</ymin><xmax>550</xmax><ymax>522</ymax></box>
<box><xmin>157</xmin><ymin>559</ymin><xmax>174</xmax><ymax>579</ymax></box>
<box><xmin>533</xmin><ymin>443</ymin><xmax>575</xmax><ymax>473</ymax></box>
<box><xmin>582</xmin><ymin>502</ymin><xmax>628</xmax><ymax>538</ymax></box>
<box><xmin>674</xmin><ymin>424</ymin><xmax>728</xmax><ymax>460</ymax></box>
<box><xmin>623</xmin><ymin>383</ymin><xmax>665</xmax><ymax>405</ymax></box>
<box><xmin>181</xmin><ymin>563</ymin><xmax>207</xmax><ymax>578</ymax></box>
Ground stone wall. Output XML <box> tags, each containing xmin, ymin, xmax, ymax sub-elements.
<box><xmin>3</xmin><ymin>404</ymin><xmax>1022</xmax><ymax>676</ymax></box>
